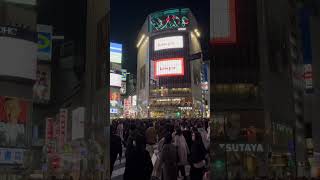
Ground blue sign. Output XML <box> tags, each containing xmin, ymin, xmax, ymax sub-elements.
<box><xmin>37</xmin><ymin>25</ymin><xmax>53</xmax><ymax>61</ymax></box>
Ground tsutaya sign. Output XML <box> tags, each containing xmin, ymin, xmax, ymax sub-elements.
<box><xmin>219</xmin><ymin>144</ymin><xmax>264</xmax><ymax>152</ymax></box>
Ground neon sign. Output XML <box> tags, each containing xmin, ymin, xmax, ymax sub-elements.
<box><xmin>149</xmin><ymin>8</ymin><xmax>191</xmax><ymax>32</ymax></box>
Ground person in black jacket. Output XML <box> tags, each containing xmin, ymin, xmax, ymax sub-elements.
<box><xmin>110</xmin><ymin>126</ymin><xmax>122</xmax><ymax>175</ymax></box>
<box><xmin>189</xmin><ymin>131</ymin><xmax>207</xmax><ymax>180</ymax></box>
<box><xmin>123</xmin><ymin>132</ymin><xmax>153</xmax><ymax>180</ymax></box>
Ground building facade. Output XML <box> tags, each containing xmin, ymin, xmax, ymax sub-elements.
<box><xmin>210</xmin><ymin>0</ymin><xmax>304</xmax><ymax>178</ymax></box>
<box><xmin>136</xmin><ymin>8</ymin><xmax>204</xmax><ymax>119</ymax></box>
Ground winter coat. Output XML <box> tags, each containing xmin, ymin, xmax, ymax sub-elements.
<box><xmin>123</xmin><ymin>147</ymin><xmax>153</xmax><ymax>180</ymax></box>
<box><xmin>173</xmin><ymin>135</ymin><xmax>190</xmax><ymax>166</ymax></box>
<box><xmin>159</xmin><ymin>144</ymin><xmax>178</xmax><ymax>180</ymax></box>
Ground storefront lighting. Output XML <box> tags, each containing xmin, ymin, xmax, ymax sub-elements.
<box><xmin>136</xmin><ymin>34</ymin><xmax>146</xmax><ymax>48</ymax></box>
<box><xmin>178</xmin><ymin>27</ymin><xmax>186</xmax><ymax>31</ymax></box>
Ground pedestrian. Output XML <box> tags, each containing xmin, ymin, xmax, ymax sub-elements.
<box><xmin>159</xmin><ymin>133</ymin><xmax>178</xmax><ymax>180</ymax></box>
<box><xmin>189</xmin><ymin>131</ymin><xmax>207</xmax><ymax>180</ymax></box>
<box><xmin>123</xmin><ymin>133</ymin><xmax>153</xmax><ymax>180</ymax></box>
<box><xmin>146</xmin><ymin>122</ymin><xmax>157</xmax><ymax>156</ymax></box>
<box><xmin>173</xmin><ymin>128</ymin><xmax>189</xmax><ymax>180</ymax></box>
<box><xmin>110</xmin><ymin>126</ymin><xmax>122</xmax><ymax>175</ymax></box>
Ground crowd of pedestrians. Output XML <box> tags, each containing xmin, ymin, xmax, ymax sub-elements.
<box><xmin>110</xmin><ymin>118</ymin><xmax>210</xmax><ymax>180</ymax></box>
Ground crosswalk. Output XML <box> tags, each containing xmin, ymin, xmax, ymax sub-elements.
<box><xmin>111</xmin><ymin>146</ymin><xmax>191</xmax><ymax>180</ymax></box>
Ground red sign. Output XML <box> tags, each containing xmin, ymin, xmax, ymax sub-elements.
<box><xmin>154</xmin><ymin>58</ymin><xmax>184</xmax><ymax>77</ymax></box>
<box><xmin>0</xmin><ymin>96</ymin><xmax>28</xmax><ymax>124</ymax></box>
<box><xmin>45</xmin><ymin>118</ymin><xmax>54</xmax><ymax>143</ymax></box>
<box><xmin>59</xmin><ymin>109</ymin><xmax>68</xmax><ymax>149</ymax></box>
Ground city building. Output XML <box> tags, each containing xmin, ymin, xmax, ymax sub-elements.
<box><xmin>298</xmin><ymin>0</ymin><xmax>320</xmax><ymax>177</ymax></box>
<box><xmin>0</xmin><ymin>1</ymin><xmax>37</xmax><ymax>179</ymax></box>
<box><xmin>136</xmin><ymin>8</ymin><xmax>204</xmax><ymax>119</ymax></box>
<box><xmin>210</xmin><ymin>0</ymin><xmax>305</xmax><ymax>178</ymax></box>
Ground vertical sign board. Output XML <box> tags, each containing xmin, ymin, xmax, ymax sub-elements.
<box><xmin>72</xmin><ymin>107</ymin><xmax>85</xmax><ymax>140</ymax></box>
<box><xmin>37</xmin><ymin>24</ymin><xmax>52</xmax><ymax>61</ymax></box>
<box><xmin>210</xmin><ymin>0</ymin><xmax>237</xmax><ymax>44</ymax></box>
<box><xmin>300</xmin><ymin>9</ymin><xmax>313</xmax><ymax>92</ymax></box>
<box><xmin>59</xmin><ymin>109</ymin><xmax>68</xmax><ymax>149</ymax></box>
<box><xmin>45</xmin><ymin>117</ymin><xmax>54</xmax><ymax>153</ymax></box>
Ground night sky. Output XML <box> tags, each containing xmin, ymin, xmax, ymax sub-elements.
<box><xmin>111</xmin><ymin>0</ymin><xmax>210</xmax><ymax>75</ymax></box>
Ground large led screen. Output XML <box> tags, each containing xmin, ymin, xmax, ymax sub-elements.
<box><xmin>154</xmin><ymin>58</ymin><xmax>184</xmax><ymax>77</ymax></box>
<box><xmin>154</xmin><ymin>36</ymin><xmax>183</xmax><ymax>51</ymax></box>
<box><xmin>110</xmin><ymin>73</ymin><xmax>122</xmax><ymax>87</ymax></box>
<box><xmin>110</xmin><ymin>42</ymin><xmax>122</xmax><ymax>64</ymax></box>
<box><xmin>0</xmin><ymin>26</ymin><xmax>37</xmax><ymax>80</ymax></box>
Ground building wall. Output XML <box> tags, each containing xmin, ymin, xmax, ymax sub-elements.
<box><xmin>136</xmin><ymin>24</ymin><xmax>149</xmax><ymax>115</ymax></box>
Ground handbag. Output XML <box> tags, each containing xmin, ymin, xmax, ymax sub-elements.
<box><xmin>151</xmin><ymin>154</ymin><xmax>162</xmax><ymax>179</ymax></box>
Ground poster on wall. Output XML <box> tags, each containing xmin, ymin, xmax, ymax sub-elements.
<box><xmin>37</xmin><ymin>24</ymin><xmax>52</xmax><ymax>61</ymax></box>
<box><xmin>33</xmin><ymin>64</ymin><xmax>51</xmax><ymax>103</ymax></box>
<box><xmin>0</xmin><ymin>96</ymin><xmax>28</xmax><ymax>147</ymax></box>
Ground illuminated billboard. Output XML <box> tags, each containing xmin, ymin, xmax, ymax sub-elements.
<box><xmin>210</xmin><ymin>0</ymin><xmax>237</xmax><ymax>44</ymax></box>
<box><xmin>110</xmin><ymin>73</ymin><xmax>122</xmax><ymax>87</ymax></box>
<box><xmin>154</xmin><ymin>36</ymin><xmax>183</xmax><ymax>51</ymax></box>
<box><xmin>121</xmin><ymin>69</ymin><xmax>127</xmax><ymax>81</ymax></box>
<box><xmin>149</xmin><ymin>8</ymin><xmax>191</xmax><ymax>32</ymax></box>
<box><xmin>154</xmin><ymin>58</ymin><xmax>184</xmax><ymax>77</ymax></box>
<box><xmin>0</xmin><ymin>26</ymin><xmax>37</xmax><ymax>80</ymax></box>
<box><xmin>110</xmin><ymin>42</ymin><xmax>122</xmax><ymax>64</ymax></box>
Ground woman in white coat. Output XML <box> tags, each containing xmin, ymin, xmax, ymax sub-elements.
<box><xmin>173</xmin><ymin>128</ymin><xmax>189</xmax><ymax>180</ymax></box>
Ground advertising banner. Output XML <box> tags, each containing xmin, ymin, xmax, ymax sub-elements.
<box><xmin>120</xmin><ymin>82</ymin><xmax>127</xmax><ymax>95</ymax></box>
<box><xmin>0</xmin><ymin>148</ymin><xmax>25</xmax><ymax>164</ymax></box>
<box><xmin>121</xmin><ymin>69</ymin><xmax>127</xmax><ymax>81</ymax></box>
<box><xmin>154</xmin><ymin>36</ymin><xmax>184</xmax><ymax>51</ymax></box>
<box><xmin>149</xmin><ymin>8</ymin><xmax>190</xmax><ymax>32</ymax></box>
<box><xmin>0</xmin><ymin>96</ymin><xmax>28</xmax><ymax>147</ymax></box>
<box><xmin>210</xmin><ymin>0</ymin><xmax>237</xmax><ymax>44</ymax></box>
<box><xmin>37</xmin><ymin>24</ymin><xmax>52</xmax><ymax>61</ymax></box>
<box><xmin>110</xmin><ymin>73</ymin><xmax>122</xmax><ymax>87</ymax></box>
<box><xmin>33</xmin><ymin>64</ymin><xmax>51</xmax><ymax>103</ymax></box>
<box><xmin>45</xmin><ymin>117</ymin><xmax>55</xmax><ymax>153</ymax></box>
<box><xmin>110</xmin><ymin>42</ymin><xmax>122</xmax><ymax>64</ymax></box>
<box><xmin>72</xmin><ymin>107</ymin><xmax>85</xmax><ymax>140</ymax></box>
<box><xmin>59</xmin><ymin>109</ymin><xmax>68</xmax><ymax>149</ymax></box>
<box><xmin>154</xmin><ymin>58</ymin><xmax>184</xmax><ymax>77</ymax></box>
<box><xmin>45</xmin><ymin>118</ymin><xmax>54</xmax><ymax>144</ymax></box>
<box><xmin>0</xmin><ymin>26</ymin><xmax>37</xmax><ymax>80</ymax></box>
